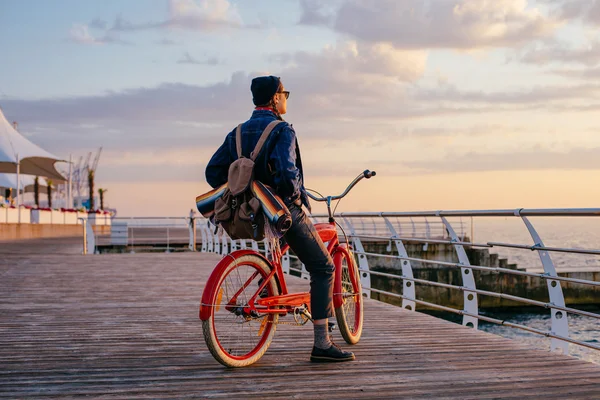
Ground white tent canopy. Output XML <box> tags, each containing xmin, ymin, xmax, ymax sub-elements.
<box><xmin>0</xmin><ymin>107</ymin><xmax>66</xmax><ymax>182</ymax></box>
<box><xmin>0</xmin><ymin>173</ymin><xmax>48</xmax><ymax>194</ymax></box>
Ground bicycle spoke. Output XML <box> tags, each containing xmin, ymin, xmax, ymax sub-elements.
<box><xmin>211</xmin><ymin>261</ymin><xmax>275</xmax><ymax>358</ymax></box>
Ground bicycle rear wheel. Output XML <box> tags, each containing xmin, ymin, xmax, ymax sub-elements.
<box><xmin>334</xmin><ymin>249</ymin><xmax>363</xmax><ymax>344</ymax></box>
<box><xmin>202</xmin><ymin>254</ymin><xmax>279</xmax><ymax>367</ymax></box>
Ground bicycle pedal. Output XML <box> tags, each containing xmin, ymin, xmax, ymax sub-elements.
<box><xmin>328</xmin><ymin>322</ymin><xmax>337</xmax><ymax>332</ymax></box>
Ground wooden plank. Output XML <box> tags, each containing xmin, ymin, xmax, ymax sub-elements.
<box><xmin>1</xmin><ymin>240</ymin><xmax>599</xmax><ymax>399</ymax></box>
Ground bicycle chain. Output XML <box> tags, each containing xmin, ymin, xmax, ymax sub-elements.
<box><xmin>269</xmin><ymin>318</ymin><xmax>305</xmax><ymax>326</ymax></box>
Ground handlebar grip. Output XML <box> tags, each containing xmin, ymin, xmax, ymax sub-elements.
<box><xmin>363</xmin><ymin>170</ymin><xmax>377</xmax><ymax>179</ymax></box>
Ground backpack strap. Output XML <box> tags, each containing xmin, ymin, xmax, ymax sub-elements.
<box><xmin>235</xmin><ymin>124</ymin><xmax>243</xmax><ymax>158</ymax></box>
<box><xmin>250</xmin><ymin>121</ymin><xmax>282</xmax><ymax>161</ymax></box>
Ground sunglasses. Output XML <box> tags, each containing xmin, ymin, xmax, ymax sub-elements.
<box><xmin>278</xmin><ymin>90</ymin><xmax>290</xmax><ymax>99</ymax></box>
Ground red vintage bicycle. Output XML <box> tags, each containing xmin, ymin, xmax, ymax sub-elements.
<box><xmin>199</xmin><ymin>170</ymin><xmax>376</xmax><ymax>367</ymax></box>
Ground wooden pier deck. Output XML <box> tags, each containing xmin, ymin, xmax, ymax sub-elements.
<box><xmin>1</xmin><ymin>238</ymin><xmax>600</xmax><ymax>399</ymax></box>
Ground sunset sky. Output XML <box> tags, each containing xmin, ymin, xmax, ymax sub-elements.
<box><xmin>1</xmin><ymin>0</ymin><xmax>600</xmax><ymax>216</ymax></box>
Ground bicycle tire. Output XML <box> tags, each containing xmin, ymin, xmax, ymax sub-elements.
<box><xmin>334</xmin><ymin>249</ymin><xmax>363</xmax><ymax>344</ymax></box>
<box><xmin>202</xmin><ymin>253</ymin><xmax>279</xmax><ymax>367</ymax></box>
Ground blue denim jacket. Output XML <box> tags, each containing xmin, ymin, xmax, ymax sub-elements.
<box><xmin>205</xmin><ymin>109</ymin><xmax>311</xmax><ymax>211</ymax></box>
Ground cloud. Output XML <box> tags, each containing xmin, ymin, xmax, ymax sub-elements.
<box><xmin>68</xmin><ymin>23</ymin><xmax>132</xmax><ymax>46</ymax></box>
<box><xmin>166</xmin><ymin>0</ymin><xmax>244</xmax><ymax>31</ymax></box>
<box><xmin>553</xmin><ymin>0</ymin><xmax>600</xmax><ymax>26</ymax></box>
<box><xmin>298</xmin><ymin>0</ymin><xmax>337</xmax><ymax>26</ymax></box>
<box><xmin>306</xmin><ymin>0</ymin><xmax>558</xmax><ymax>49</ymax></box>
<box><xmin>520</xmin><ymin>40</ymin><xmax>600</xmax><ymax>66</ymax></box>
<box><xmin>552</xmin><ymin>66</ymin><xmax>600</xmax><ymax>79</ymax></box>
<box><xmin>84</xmin><ymin>0</ymin><xmax>250</xmax><ymax>36</ymax></box>
<box><xmin>413</xmin><ymin>82</ymin><xmax>600</xmax><ymax>105</ymax></box>
<box><xmin>177</xmin><ymin>52</ymin><xmax>220</xmax><ymax>65</ymax></box>
<box><xmin>278</xmin><ymin>40</ymin><xmax>427</xmax><ymax>82</ymax></box>
<box><xmin>70</xmin><ymin>0</ymin><xmax>254</xmax><ymax>48</ymax></box>
<box><xmin>156</xmin><ymin>38</ymin><xmax>180</xmax><ymax>46</ymax></box>
<box><xmin>0</xmin><ymin>76</ymin><xmax>249</xmax><ymax>127</ymax></box>
<box><xmin>3</xmin><ymin>40</ymin><xmax>429</xmax><ymax>125</ymax></box>
<box><xmin>89</xmin><ymin>18</ymin><xmax>108</xmax><ymax>30</ymax></box>
<box><xmin>68</xmin><ymin>24</ymin><xmax>104</xmax><ymax>45</ymax></box>
<box><xmin>267</xmin><ymin>40</ymin><xmax>427</xmax><ymax>119</ymax></box>
<box><xmin>402</xmin><ymin>147</ymin><xmax>600</xmax><ymax>174</ymax></box>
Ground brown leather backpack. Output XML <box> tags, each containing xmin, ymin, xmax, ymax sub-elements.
<box><xmin>213</xmin><ymin>120</ymin><xmax>282</xmax><ymax>240</ymax></box>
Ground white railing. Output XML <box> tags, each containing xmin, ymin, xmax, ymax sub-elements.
<box><xmin>0</xmin><ymin>207</ymin><xmax>111</xmax><ymax>225</ymax></box>
<box><xmin>95</xmin><ymin>217</ymin><xmax>190</xmax><ymax>253</ymax></box>
<box><xmin>310</xmin><ymin>209</ymin><xmax>600</xmax><ymax>359</ymax></box>
<box><xmin>91</xmin><ymin>208</ymin><xmax>600</xmax><ymax>360</ymax></box>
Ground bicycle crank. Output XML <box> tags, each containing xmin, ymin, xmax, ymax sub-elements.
<box><xmin>293</xmin><ymin>305</ymin><xmax>312</xmax><ymax>325</ymax></box>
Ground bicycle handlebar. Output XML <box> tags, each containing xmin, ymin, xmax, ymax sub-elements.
<box><xmin>307</xmin><ymin>169</ymin><xmax>376</xmax><ymax>202</ymax></box>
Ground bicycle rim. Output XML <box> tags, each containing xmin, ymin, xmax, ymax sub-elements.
<box><xmin>335</xmin><ymin>252</ymin><xmax>363</xmax><ymax>344</ymax></box>
<box><xmin>202</xmin><ymin>254</ymin><xmax>279</xmax><ymax>367</ymax></box>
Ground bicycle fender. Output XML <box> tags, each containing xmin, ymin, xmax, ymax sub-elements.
<box><xmin>199</xmin><ymin>250</ymin><xmax>273</xmax><ymax>321</ymax></box>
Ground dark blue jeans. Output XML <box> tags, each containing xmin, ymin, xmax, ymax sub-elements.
<box><xmin>282</xmin><ymin>203</ymin><xmax>335</xmax><ymax>320</ymax></box>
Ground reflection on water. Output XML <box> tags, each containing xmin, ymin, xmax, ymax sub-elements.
<box><xmin>424</xmin><ymin>308</ymin><xmax>600</xmax><ymax>365</ymax></box>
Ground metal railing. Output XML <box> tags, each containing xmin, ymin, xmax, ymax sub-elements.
<box><xmin>89</xmin><ymin>208</ymin><xmax>600</xmax><ymax>359</ymax></box>
<box><xmin>95</xmin><ymin>216</ymin><xmax>191</xmax><ymax>253</ymax></box>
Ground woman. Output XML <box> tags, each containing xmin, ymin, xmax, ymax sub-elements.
<box><xmin>205</xmin><ymin>75</ymin><xmax>355</xmax><ymax>362</ymax></box>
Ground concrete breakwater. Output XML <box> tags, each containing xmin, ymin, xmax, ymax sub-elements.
<box><xmin>360</xmin><ymin>240</ymin><xmax>600</xmax><ymax>310</ymax></box>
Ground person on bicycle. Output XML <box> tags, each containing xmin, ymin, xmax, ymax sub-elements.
<box><xmin>205</xmin><ymin>75</ymin><xmax>355</xmax><ymax>362</ymax></box>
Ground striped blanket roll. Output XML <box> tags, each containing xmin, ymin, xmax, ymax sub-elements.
<box><xmin>251</xmin><ymin>181</ymin><xmax>292</xmax><ymax>234</ymax></box>
<box><xmin>195</xmin><ymin>181</ymin><xmax>292</xmax><ymax>234</ymax></box>
<box><xmin>195</xmin><ymin>183</ymin><xmax>227</xmax><ymax>218</ymax></box>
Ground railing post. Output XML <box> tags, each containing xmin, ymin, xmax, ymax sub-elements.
<box><xmin>300</xmin><ymin>262</ymin><xmax>309</xmax><ymax>280</ymax></box>
<box><xmin>86</xmin><ymin>219</ymin><xmax>96</xmax><ymax>255</ymax></box>
<box><xmin>199</xmin><ymin>222</ymin><xmax>208</xmax><ymax>252</ymax></box>
<box><xmin>79</xmin><ymin>217</ymin><xmax>87</xmax><ymax>255</ymax></box>
<box><xmin>213</xmin><ymin>229</ymin><xmax>221</xmax><ymax>254</ymax></box>
<box><xmin>383</xmin><ymin>216</ymin><xmax>416</xmax><ymax>312</ymax></box>
<box><xmin>423</xmin><ymin>218</ymin><xmax>430</xmax><ymax>251</ymax></box>
<box><xmin>470</xmin><ymin>216</ymin><xmax>475</xmax><ymax>243</ymax></box>
<box><xmin>263</xmin><ymin>238</ymin><xmax>270</xmax><ymax>259</ymax></box>
<box><xmin>188</xmin><ymin>216</ymin><xmax>197</xmax><ymax>252</ymax></box>
<box><xmin>282</xmin><ymin>250</ymin><xmax>290</xmax><ymax>274</ymax></box>
<box><xmin>129</xmin><ymin>218</ymin><xmax>136</xmax><ymax>254</ymax></box>
<box><xmin>440</xmin><ymin>214</ymin><xmax>478</xmax><ymax>329</ymax></box>
<box><xmin>166</xmin><ymin>225</ymin><xmax>170</xmax><ymax>253</ymax></box>
<box><xmin>206</xmin><ymin>223</ymin><xmax>214</xmax><ymax>253</ymax></box>
<box><xmin>220</xmin><ymin>234</ymin><xmax>228</xmax><ymax>255</ymax></box>
<box><xmin>342</xmin><ymin>217</ymin><xmax>371</xmax><ymax>298</ymax></box>
<box><xmin>520</xmin><ymin>212</ymin><xmax>570</xmax><ymax>354</ymax></box>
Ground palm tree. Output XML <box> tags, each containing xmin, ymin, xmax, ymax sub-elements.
<box><xmin>88</xmin><ymin>170</ymin><xmax>95</xmax><ymax>210</ymax></box>
<box><xmin>45</xmin><ymin>179</ymin><xmax>53</xmax><ymax>209</ymax></box>
<box><xmin>33</xmin><ymin>176</ymin><xmax>40</xmax><ymax>207</ymax></box>
<box><xmin>98</xmin><ymin>188</ymin><xmax>107</xmax><ymax>210</ymax></box>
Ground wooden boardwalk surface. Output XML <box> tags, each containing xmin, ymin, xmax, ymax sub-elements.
<box><xmin>1</xmin><ymin>238</ymin><xmax>600</xmax><ymax>399</ymax></box>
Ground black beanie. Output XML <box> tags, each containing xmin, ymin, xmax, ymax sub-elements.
<box><xmin>251</xmin><ymin>76</ymin><xmax>281</xmax><ymax>106</ymax></box>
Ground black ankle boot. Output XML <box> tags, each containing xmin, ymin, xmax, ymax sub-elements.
<box><xmin>310</xmin><ymin>342</ymin><xmax>355</xmax><ymax>362</ymax></box>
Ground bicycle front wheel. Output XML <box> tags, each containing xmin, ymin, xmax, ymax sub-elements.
<box><xmin>202</xmin><ymin>253</ymin><xmax>279</xmax><ymax>367</ymax></box>
<box><xmin>334</xmin><ymin>249</ymin><xmax>363</xmax><ymax>344</ymax></box>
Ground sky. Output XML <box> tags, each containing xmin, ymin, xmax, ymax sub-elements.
<box><xmin>1</xmin><ymin>0</ymin><xmax>600</xmax><ymax>217</ymax></box>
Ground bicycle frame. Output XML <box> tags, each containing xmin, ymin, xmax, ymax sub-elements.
<box><xmin>199</xmin><ymin>223</ymin><xmax>357</xmax><ymax>320</ymax></box>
